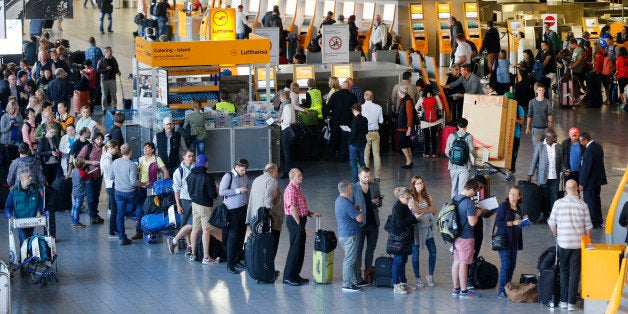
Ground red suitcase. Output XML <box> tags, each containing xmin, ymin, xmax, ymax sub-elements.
<box><xmin>438</xmin><ymin>126</ymin><xmax>457</xmax><ymax>155</ymax></box>
<box><xmin>559</xmin><ymin>70</ymin><xmax>578</xmax><ymax>107</ymax></box>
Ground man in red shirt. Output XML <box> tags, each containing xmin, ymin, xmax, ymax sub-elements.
<box><xmin>282</xmin><ymin>168</ymin><xmax>321</xmax><ymax>286</ymax></box>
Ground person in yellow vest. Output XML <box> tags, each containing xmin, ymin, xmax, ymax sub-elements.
<box><xmin>302</xmin><ymin>79</ymin><xmax>323</xmax><ymax>120</ymax></box>
<box><xmin>215</xmin><ymin>94</ymin><xmax>236</xmax><ymax>114</ymax></box>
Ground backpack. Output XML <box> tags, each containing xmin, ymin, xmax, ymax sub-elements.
<box><xmin>21</xmin><ymin>234</ymin><xmax>52</xmax><ymax>263</ymax></box>
<box><xmin>437</xmin><ymin>198</ymin><xmax>463</xmax><ymax>243</ymax></box>
<box><xmin>421</xmin><ymin>97</ymin><xmax>439</xmax><ymax>122</ymax></box>
<box><xmin>602</xmin><ymin>56</ymin><xmax>615</xmax><ymax>76</ymax></box>
<box><xmin>532</xmin><ymin>60</ymin><xmax>544</xmax><ymax>82</ymax></box>
<box><xmin>250</xmin><ymin>206</ymin><xmax>272</xmax><ymax>234</ymax></box>
<box><xmin>448</xmin><ymin>133</ymin><xmax>470</xmax><ymax>166</ymax></box>
<box><xmin>152</xmin><ymin>178</ymin><xmax>173</xmax><ymax>195</ymax></box>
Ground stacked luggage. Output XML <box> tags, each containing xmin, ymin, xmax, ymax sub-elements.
<box><xmin>140</xmin><ymin>179</ymin><xmax>180</xmax><ymax>243</ymax></box>
<box><xmin>312</xmin><ymin>217</ymin><xmax>336</xmax><ymax>284</ymax></box>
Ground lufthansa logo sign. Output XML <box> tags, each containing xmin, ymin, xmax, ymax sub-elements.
<box><xmin>230</xmin><ymin>49</ymin><xmax>237</xmax><ymax>56</ymax></box>
<box><xmin>213</xmin><ymin>11</ymin><xmax>229</xmax><ymax>26</ymax></box>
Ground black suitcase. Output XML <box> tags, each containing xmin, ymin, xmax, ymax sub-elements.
<box><xmin>295</xmin><ymin>125</ymin><xmax>320</xmax><ymax>161</ymax></box>
<box><xmin>54</xmin><ymin>177</ymin><xmax>73</xmax><ymax>212</ymax></box>
<box><xmin>314</xmin><ymin>219</ymin><xmax>337</xmax><ymax>254</ymax></box>
<box><xmin>468</xmin><ymin>256</ymin><xmax>498</xmax><ymax>289</ymax></box>
<box><xmin>518</xmin><ymin>180</ymin><xmax>544</xmax><ymax>222</ymax></box>
<box><xmin>411</xmin><ymin>126</ymin><xmax>425</xmax><ymax>156</ymax></box>
<box><xmin>538</xmin><ymin>265</ymin><xmax>560</xmax><ymax>307</ymax></box>
<box><xmin>585</xmin><ymin>72</ymin><xmax>602</xmax><ymax>107</ymax></box>
<box><xmin>245</xmin><ymin>233</ymin><xmax>276</xmax><ymax>283</ymax></box>
<box><xmin>374</xmin><ymin>255</ymin><xmax>393</xmax><ymax>288</ymax></box>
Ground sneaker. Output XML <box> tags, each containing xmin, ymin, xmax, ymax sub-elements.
<box><xmin>167</xmin><ymin>238</ymin><xmax>177</xmax><ymax>254</ymax></box>
<box><xmin>498</xmin><ymin>291</ymin><xmax>507</xmax><ymax>299</ymax></box>
<box><xmin>559</xmin><ymin>302</ymin><xmax>568</xmax><ymax>309</ymax></box>
<box><xmin>72</xmin><ymin>223</ymin><xmax>86</xmax><ymax>229</ymax></box>
<box><xmin>466</xmin><ymin>282</ymin><xmax>475</xmax><ymax>290</ymax></box>
<box><xmin>201</xmin><ymin>258</ymin><xmax>212</xmax><ymax>265</ymax></box>
<box><xmin>415</xmin><ymin>278</ymin><xmax>425</xmax><ymax>288</ymax></box>
<box><xmin>189</xmin><ymin>255</ymin><xmax>196</xmax><ymax>262</ymax></box>
<box><xmin>401</xmin><ymin>283</ymin><xmax>411</xmax><ymax>291</ymax></box>
<box><xmin>567</xmin><ymin>304</ymin><xmax>576</xmax><ymax>311</ymax></box>
<box><xmin>451</xmin><ymin>288</ymin><xmax>461</xmax><ymax>296</ymax></box>
<box><xmin>425</xmin><ymin>275</ymin><xmax>435</xmax><ymax>287</ymax></box>
<box><xmin>355</xmin><ymin>280</ymin><xmax>369</xmax><ymax>287</ymax></box>
<box><xmin>460</xmin><ymin>290</ymin><xmax>480</xmax><ymax>298</ymax></box>
<box><xmin>342</xmin><ymin>284</ymin><xmax>363</xmax><ymax>292</ymax></box>
<box><xmin>184</xmin><ymin>245</ymin><xmax>192</xmax><ymax>256</ymax></box>
<box><xmin>393</xmin><ymin>284</ymin><xmax>408</xmax><ymax>294</ymax></box>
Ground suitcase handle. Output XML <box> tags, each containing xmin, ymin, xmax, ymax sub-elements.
<box><xmin>316</xmin><ymin>216</ymin><xmax>321</xmax><ymax>231</ymax></box>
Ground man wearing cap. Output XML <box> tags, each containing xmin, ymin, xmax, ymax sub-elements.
<box><xmin>154</xmin><ymin>117</ymin><xmax>181</xmax><ymax>176</ymax></box>
<box><xmin>560</xmin><ymin>127</ymin><xmax>585</xmax><ymax>185</ymax></box>
<box><xmin>186</xmin><ymin>154</ymin><xmax>218</xmax><ymax>264</ymax></box>
<box><xmin>219</xmin><ymin>159</ymin><xmax>251</xmax><ymax>274</ymax></box>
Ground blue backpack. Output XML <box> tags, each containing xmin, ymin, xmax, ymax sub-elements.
<box><xmin>532</xmin><ymin>60</ymin><xmax>544</xmax><ymax>82</ymax></box>
<box><xmin>23</xmin><ymin>234</ymin><xmax>52</xmax><ymax>263</ymax></box>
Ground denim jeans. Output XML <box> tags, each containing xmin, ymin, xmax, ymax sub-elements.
<box><xmin>114</xmin><ymin>190</ymin><xmax>140</xmax><ymax>241</ymax></box>
<box><xmin>559</xmin><ymin>247</ymin><xmax>581</xmax><ymax>305</ymax></box>
<box><xmin>86</xmin><ymin>177</ymin><xmax>103</xmax><ymax>218</ymax></box>
<box><xmin>99</xmin><ymin>12</ymin><xmax>112</xmax><ymax>33</ymax></box>
<box><xmin>191</xmin><ymin>139</ymin><xmax>205</xmax><ymax>156</ymax></box>
<box><xmin>411</xmin><ymin>236</ymin><xmax>437</xmax><ymax>278</ymax></box>
<box><xmin>498</xmin><ymin>245</ymin><xmax>518</xmax><ymax>293</ymax></box>
<box><xmin>107</xmin><ymin>187</ymin><xmax>117</xmax><ymax>234</ymax></box>
<box><xmin>349</xmin><ymin>144</ymin><xmax>365</xmax><ymax>183</ymax></box>
<box><xmin>391</xmin><ymin>254</ymin><xmax>408</xmax><ymax>285</ymax></box>
<box><xmin>339</xmin><ymin>236</ymin><xmax>358</xmax><ymax>287</ymax></box>
<box><xmin>236</xmin><ymin>32</ymin><xmax>246</xmax><ymax>39</ymax></box>
<box><xmin>355</xmin><ymin>225</ymin><xmax>379</xmax><ymax>281</ymax></box>
<box><xmin>157</xmin><ymin>17</ymin><xmax>168</xmax><ymax>36</ymax></box>
<box><xmin>71</xmin><ymin>195</ymin><xmax>85</xmax><ymax>224</ymax></box>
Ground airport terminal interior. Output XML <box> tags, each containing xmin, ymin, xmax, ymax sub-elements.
<box><xmin>0</xmin><ymin>0</ymin><xmax>627</xmax><ymax>312</ymax></box>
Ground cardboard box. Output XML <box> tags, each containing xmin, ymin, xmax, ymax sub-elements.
<box><xmin>462</xmin><ymin>95</ymin><xmax>517</xmax><ymax>169</ymax></box>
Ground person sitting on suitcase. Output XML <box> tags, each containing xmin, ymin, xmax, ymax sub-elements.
<box><xmin>186</xmin><ymin>154</ymin><xmax>218</xmax><ymax>265</ymax></box>
<box><xmin>527</xmin><ymin>129</ymin><xmax>564</xmax><ymax>223</ymax></box>
<box><xmin>335</xmin><ymin>180</ymin><xmax>364</xmax><ymax>292</ymax></box>
<box><xmin>5</xmin><ymin>168</ymin><xmax>44</xmax><ymax>246</ymax></box>
<box><xmin>547</xmin><ymin>179</ymin><xmax>593</xmax><ymax>311</ymax></box>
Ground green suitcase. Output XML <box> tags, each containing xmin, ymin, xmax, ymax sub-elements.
<box><xmin>312</xmin><ymin>250</ymin><xmax>334</xmax><ymax>284</ymax></box>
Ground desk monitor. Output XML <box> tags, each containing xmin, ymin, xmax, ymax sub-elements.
<box><xmin>302</xmin><ymin>18</ymin><xmax>312</xmax><ymax>28</ymax></box>
<box><xmin>413</xmin><ymin>23</ymin><xmax>424</xmax><ymax>31</ymax></box>
<box><xmin>359</xmin><ymin>21</ymin><xmax>371</xmax><ymax>33</ymax></box>
<box><xmin>284</xmin><ymin>17</ymin><xmax>294</xmax><ymax>28</ymax></box>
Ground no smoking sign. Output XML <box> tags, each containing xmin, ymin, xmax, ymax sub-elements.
<box><xmin>328</xmin><ymin>36</ymin><xmax>343</xmax><ymax>50</ymax></box>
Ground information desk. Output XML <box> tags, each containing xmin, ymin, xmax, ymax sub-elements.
<box><xmin>204</xmin><ymin>126</ymin><xmax>272</xmax><ymax>173</ymax></box>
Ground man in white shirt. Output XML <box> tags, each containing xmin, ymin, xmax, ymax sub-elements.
<box><xmin>361</xmin><ymin>91</ymin><xmax>383</xmax><ymax>182</ymax></box>
<box><xmin>369</xmin><ymin>15</ymin><xmax>388</xmax><ymax>53</ymax></box>
<box><xmin>528</xmin><ymin>129</ymin><xmax>564</xmax><ymax>222</ymax></box>
<box><xmin>236</xmin><ymin>5</ymin><xmax>249</xmax><ymax>39</ymax></box>
<box><xmin>516</xmin><ymin>31</ymin><xmax>533</xmax><ymax>64</ymax></box>
<box><xmin>453</xmin><ymin>34</ymin><xmax>472</xmax><ymax>67</ymax></box>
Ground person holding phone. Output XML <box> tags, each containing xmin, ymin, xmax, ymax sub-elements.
<box><xmin>494</xmin><ymin>186</ymin><xmax>525</xmax><ymax>298</ymax></box>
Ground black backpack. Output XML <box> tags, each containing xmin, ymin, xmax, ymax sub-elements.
<box><xmin>385</xmin><ymin>31</ymin><xmax>392</xmax><ymax>49</ymax></box>
<box><xmin>449</xmin><ymin>132</ymin><xmax>470</xmax><ymax>166</ymax></box>
<box><xmin>468</xmin><ymin>256</ymin><xmax>498</xmax><ymax>289</ymax></box>
<box><xmin>250</xmin><ymin>207</ymin><xmax>272</xmax><ymax>234</ymax></box>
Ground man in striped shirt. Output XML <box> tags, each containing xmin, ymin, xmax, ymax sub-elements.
<box><xmin>547</xmin><ymin>179</ymin><xmax>592</xmax><ymax>311</ymax></box>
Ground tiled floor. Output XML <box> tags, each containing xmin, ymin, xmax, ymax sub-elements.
<box><xmin>2</xmin><ymin>3</ymin><xmax>627</xmax><ymax>313</ymax></box>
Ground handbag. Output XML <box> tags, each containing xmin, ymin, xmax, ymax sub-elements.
<box><xmin>505</xmin><ymin>282</ymin><xmax>538</xmax><ymax>303</ymax></box>
<box><xmin>491</xmin><ymin>222</ymin><xmax>509</xmax><ymax>251</ymax></box>
<box><xmin>209</xmin><ymin>203</ymin><xmax>230</xmax><ymax>229</ymax></box>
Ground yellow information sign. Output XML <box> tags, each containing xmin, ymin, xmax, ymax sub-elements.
<box><xmin>437</xmin><ymin>3</ymin><xmax>451</xmax><ymax>19</ymax></box>
<box><xmin>210</xmin><ymin>8</ymin><xmax>236</xmax><ymax>41</ymax></box>
<box><xmin>293</xmin><ymin>65</ymin><xmax>315</xmax><ymax>87</ymax></box>
<box><xmin>178</xmin><ymin>11</ymin><xmax>188</xmax><ymax>39</ymax></box>
<box><xmin>331</xmin><ymin>64</ymin><xmax>354</xmax><ymax>83</ymax></box>
<box><xmin>135</xmin><ymin>35</ymin><xmax>270</xmax><ymax>67</ymax></box>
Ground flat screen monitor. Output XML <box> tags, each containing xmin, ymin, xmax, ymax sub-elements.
<box><xmin>412</xmin><ymin>23</ymin><xmax>424</xmax><ymax>31</ymax></box>
<box><xmin>302</xmin><ymin>18</ymin><xmax>311</xmax><ymax>27</ymax></box>
<box><xmin>411</xmin><ymin>13</ymin><xmax>423</xmax><ymax>20</ymax></box>
<box><xmin>438</xmin><ymin>12</ymin><xmax>450</xmax><ymax>19</ymax></box>
<box><xmin>585</xmin><ymin>19</ymin><xmax>598</xmax><ymax>28</ymax></box>
<box><xmin>440</xmin><ymin>22</ymin><xmax>450</xmax><ymax>30</ymax></box>
<box><xmin>359</xmin><ymin>21</ymin><xmax>371</xmax><ymax>33</ymax></box>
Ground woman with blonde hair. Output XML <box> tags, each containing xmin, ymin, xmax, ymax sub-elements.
<box><xmin>0</xmin><ymin>100</ymin><xmax>23</xmax><ymax>145</ymax></box>
<box><xmin>326</xmin><ymin>76</ymin><xmax>341</xmax><ymax>101</ymax></box>
<box><xmin>408</xmin><ymin>176</ymin><xmax>438</xmax><ymax>288</ymax></box>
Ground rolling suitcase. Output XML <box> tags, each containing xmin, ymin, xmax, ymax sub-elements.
<box><xmin>245</xmin><ymin>232</ymin><xmax>276</xmax><ymax>283</ymax></box>
<box><xmin>312</xmin><ymin>217</ymin><xmax>334</xmax><ymax>284</ymax></box>
<box><xmin>438</xmin><ymin>126</ymin><xmax>457</xmax><ymax>155</ymax></box>
<box><xmin>374</xmin><ymin>255</ymin><xmax>393</xmax><ymax>287</ymax></box>
<box><xmin>538</xmin><ymin>245</ymin><xmax>560</xmax><ymax>307</ymax></box>
<box><xmin>518</xmin><ymin>180</ymin><xmax>544</xmax><ymax>222</ymax></box>
<box><xmin>559</xmin><ymin>70</ymin><xmax>577</xmax><ymax>107</ymax></box>
<box><xmin>585</xmin><ymin>72</ymin><xmax>603</xmax><ymax>107</ymax></box>
<box><xmin>411</xmin><ymin>126</ymin><xmax>425</xmax><ymax>156</ymax></box>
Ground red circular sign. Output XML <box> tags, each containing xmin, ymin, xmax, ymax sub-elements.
<box><xmin>544</xmin><ymin>15</ymin><xmax>556</xmax><ymax>27</ymax></box>
<box><xmin>328</xmin><ymin>36</ymin><xmax>343</xmax><ymax>50</ymax></box>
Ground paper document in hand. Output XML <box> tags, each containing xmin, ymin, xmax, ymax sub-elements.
<box><xmin>340</xmin><ymin>125</ymin><xmax>351</xmax><ymax>132</ymax></box>
<box><xmin>266</xmin><ymin>118</ymin><xmax>275</xmax><ymax>125</ymax></box>
<box><xmin>478</xmin><ymin>196</ymin><xmax>498</xmax><ymax>210</ymax></box>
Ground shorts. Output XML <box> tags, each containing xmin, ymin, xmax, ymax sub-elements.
<box><xmin>397</xmin><ymin>130</ymin><xmax>411</xmax><ymax>149</ymax></box>
<box><xmin>453</xmin><ymin>237</ymin><xmax>474</xmax><ymax>265</ymax></box>
<box><xmin>191</xmin><ymin>203</ymin><xmax>213</xmax><ymax>233</ymax></box>
<box><xmin>180</xmin><ymin>199</ymin><xmax>193</xmax><ymax>225</ymax></box>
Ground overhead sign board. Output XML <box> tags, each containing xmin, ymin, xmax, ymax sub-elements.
<box><xmin>210</xmin><ymin>8</ymin><xmax>236</xmax><ymax>41</ymax></box>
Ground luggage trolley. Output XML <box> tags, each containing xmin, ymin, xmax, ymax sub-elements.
<box><xmin>8</xmin><ymin>189</ymin><xmax>59</xmax><ymax>286</ymax></box>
